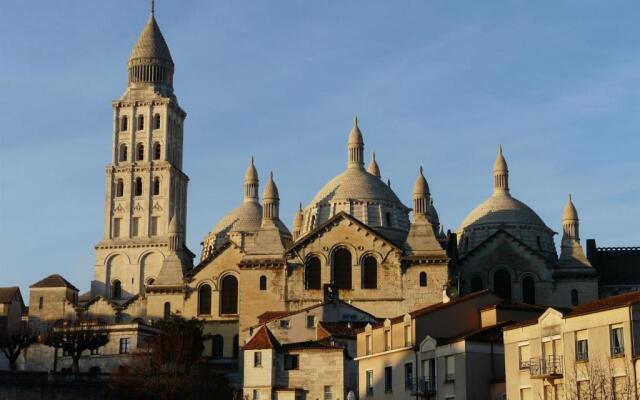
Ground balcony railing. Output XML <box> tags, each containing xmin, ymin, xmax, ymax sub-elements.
<box><xmin>529</xmin><ymin>356</ymin><xmax>563</xmax><ymax>378</ymax></box>
<box><xmin>411</xmin><ymin>378</ymin><xmax>436</xmax><ymax>396</ymax></box>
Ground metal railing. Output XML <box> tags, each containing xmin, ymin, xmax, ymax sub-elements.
<box><xmin>529</xmin><ymin>356</ymin><xmax>563</xmax><ymax>378</ymax></box>
<box><xmin>411</xmin><ymin>378</ymin><xmax>436</xmax><ymax>396</ymax></box>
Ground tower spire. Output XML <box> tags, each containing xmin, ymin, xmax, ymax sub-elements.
<box><xmin>262</xmin><ymin>172</ymin><xmax>280</xmax><ymax>223</ymax></box>
<box><xmin>244</xmin><ymin>156</ymin><xmax>259</xmax><ymax>203</ymax></box>
<box><xmin>367</xmin><ymin>151</ymin><xmax>381</xmax><ymax>178</ymax></box>
<box><xmin>151</xmin><ymin>0</ymin><xmax>155</xmax><ymax>15</ymax></box>
<box><xmin>413</xmin><ymin>166</ymin><xmax>430</xmax><ymax>218</ymax></box>
<box><xmin>347</xmin><ymin>115</ymin><xmax>364</xmax><ymax>169</ymax></box>
<box><xmin>493</xmin><ymin>145</ymin><xmax>509</xmax><ymax>194</ymax></box>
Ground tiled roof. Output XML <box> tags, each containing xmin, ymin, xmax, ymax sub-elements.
<box><xmin>0</xmin><ymin>287</ymin><xmax>20</xmax><ymax>304</ymax></box>
<box><xmin>439</xmin><ymin>321</ymin><xmax>512</xmax><ymax>345</ymax></box>
<box><xmin>318</xmin><ymin>321</ymin><xmax>369</xmax><ymax>339</ymax></box>
<box><xmin>257</xmin><ymin>310</ymin><xmax>299</xmax><ymax>325</ymax></box>
<box><xmin>243</xmin><ymin>326</ymin><xmax>280</xmax><ymax>350</ymax></box>
<box><xmin>281</xmin><ymin>340</ymin><xmax>344</xmax><ymax>351</ymax></box>
<box><xmin>567</xmin><ymin>291</ymin><xmax>640</xmax><ymax>318</ymax></box>
<box><xmin>30</xmin><ymin>274</ymin><xmax>79</xmax><ymax>291</ymax></box>
<box><xmin>479</xmin><ymin>301</ymin><xmax>547</xmax><ymax>312</ymax></box>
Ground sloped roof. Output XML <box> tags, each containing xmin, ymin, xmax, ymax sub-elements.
<box><xmin>439</xmin><ymin>320</ymin><xmax>512</xmax><ymax>345</ymax></box>
<box><xmin>255</xmin><ymin>299</ymin><xmax>378</xmax><ymax>326</ymax></box>
<box><xmin>243</xmin><ymin>326</ymin><xmax>280</xmax><ymax>350</ymax></box>
<box><xmin>0</xmin><ymin>287</ymin><xmax>22</xmax><ymax>305</ymax></box>
<box><xmin>30</xmin><ymin>274</ymin><xmax>79</xmax><ymax>291</ymax></box>
<box><xmin>129</xmin><ymin>15</ymin><xmax>173</xmax><ymax>63</ymax></box>
<box><xmin>458</xmin><ymin>229</ymin><xmax>553</xmax><ymax>267</ymax></box>
<box><xmin>281</xmin><ymin>340</ymin><xmax>344</xmax><ymax>351</ymax></box>
<box><xmin>567</xmin><ymin>291</ymin><xmax>640</xmax><ymax>318</ymax></box>
<box><xmin>318</xmin><ymin>321</ymin><xmax>369</xmax><ymax>339</ymax></box>
<box><xmin>479</xmin><ymin>301</ymin><xmax>547</xmax><ymax>312</ymax></box>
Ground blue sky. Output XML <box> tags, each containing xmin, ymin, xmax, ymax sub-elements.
<box><xmin>1</xmin><ymin>1</ymin><xmax>638</xmax><ymax>301</ymax></box>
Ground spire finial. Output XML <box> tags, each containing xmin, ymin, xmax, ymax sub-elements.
<box><xmin>299</xmin><ymin>202</ymin><xmax>303</xmax><ymax>211</ymax></box>
<box><xmin>569</xmin><ymin>193</ymin><xmax>572</xmax><ymax>202</ymax></box>
<box><xmin>270</xmin><ymin>171</ymin><xmax>274</xmax><ymax>180</ymax></box>
<box><xmin>354</xmin><ymin>115</ymin><xmax>358</xmax><ymax>127</ymax></box>
<box><xmin>151</xmin><ymin>0</ymin><xmax>155</xmax><ymax>15</ymax></box>
<box><xmin>499</xmin><ymin>144</ymin><xmax>503</xmax><ymax>155</ymax></box>
<box><xmin>419</xmin><ymin>166</ymin><xmax>424</xmax><ymax>176</ymax></box>
<box><xmin>372</xmin><ymin>151</ymin><xmax>376</xmax><ymax>160</ymax></box>
<box><xmin>387</xmin><ymin>179</ymin><xmax>391</xmax><ymax>187</ymax></box>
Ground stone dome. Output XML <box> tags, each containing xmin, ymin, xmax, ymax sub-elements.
<box><xmin>310</xmin><ymin>167</ymin><xmax>406</xmax><ymax>206</ymax></box>
<box><xmin>459</xmin><ymin>192</ymin><xmax>547</xmax><ymax>229</ymax></box>
<box><xmin>211</xmin><ymin>202</ymin><xmax>263</xmax><ymax>236</ymax></box>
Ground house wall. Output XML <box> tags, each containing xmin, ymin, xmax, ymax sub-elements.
<box><xmin>275</xmin><ymin>348</ymin><xmax>345</xmax><ymax>400</ymax></box>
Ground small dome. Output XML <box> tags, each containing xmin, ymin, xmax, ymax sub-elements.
<box><xmin>413</xmin><ymin>166</ymin><xmax>429</xmax><ymax>196</ymax></box>
<box><xmin>245</xmin><ymin>156</ymin><xmax>258</xmax><ymax>182</ymax></box>
<box><xmin>367</xmin><ymin>152</ymin><xmax>381</xmax><ymax>178</ymax></box>
<box><xmin>310</xmin><ymin>167</ymin><xmax>405</xmax><ymax>206</ymax></box>
<box><xmin>563</xmin><ymin>194</ymin><xmax>578</xmax><ymax>221</ymax></box>
<box><xmin>263</xmin><ymin>172</ymin><xmax>279</xmax><ymax>200</ymax></box>
<box><xmin>459</xmin><ymin>192</ymin><xmax>547</xmax><ymax>228</ymax></box>
<box><xmin>129</xmin><ymin>15</ymin><xmax>173</xmax><ymax>64</ymax></box>
<box><xmin>493</xmin><ymin>145</ymin><xmax>508</xmax><ymax>173</ymax></box>
<box><xmin>210</xmin><ymin>202</ymin><xmax>263</xmax><ymax>237</ymax></box>
<box><xmin>348</xmin><ymin>116</ymin><xmax>363</xmax><ymax>145</ymax></box>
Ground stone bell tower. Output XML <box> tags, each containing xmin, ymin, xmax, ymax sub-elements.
<box><xmin>92</xmin><ymin>3</ymin><xmax>192</xmax><ymax>300</ymax></box>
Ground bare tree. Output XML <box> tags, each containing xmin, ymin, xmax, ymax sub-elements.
<box><xmin>44</xmin><ymin>319</ymin><xmax>109</xmax><ymax>374</ymax></box>
<box><xmin>562</xmin><ymin>356</ymin><xmax>635</xmax><ymax>400</ymax></box>
<box><xmin>0</xmin><ymin>327</ymin><xmax>37</xmax><ymax>371</ymax></box>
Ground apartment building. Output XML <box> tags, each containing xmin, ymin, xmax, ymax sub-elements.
<box><xmin>504</xmin><ymin>291</ymin><xmax>640</xmax><ymax>400</ymax></box>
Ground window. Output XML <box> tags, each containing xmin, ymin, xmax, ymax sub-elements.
<box><xmin>113</xmin><ymin>217</ymin><xmax>121</xmax><ymax>238</ymax></box>
<box><xmin>366</xmin><ymin>334</ymin><xmax>373</xmax><ymax>355</ymax></box>
<box><xmin>121</xmin><ymin>115</ymin><xmax>128</xmax><ymax>131</ymax></box>
<box><xmin>384</xmin><ymin>366</ymin><xmax>392</xmax><ymax>392</ymax></box>
<box><xmin>153</xmin><ymin>142</ymin><xmax>161</xmax><ymax>160</ymax></box>
<box><xmin>404</xmin><ymin>363</ymin><xmax>413</xmax><ymax>389</ymax></box>
<box><xmin>279</xmin><ymin>320</ymin><xmax>290</xmax><ymax>329</ymax></box>
<box><xmin>471</xmin><ymin>276</ymin><xmax>483</xmax><ymax>292</ymax></box>
<box><xmin>362</xmin><ymin>256</ymin><xmax>377</xmax><ymax>289</ymax></box>
<box><xmin>404</xmin><ymin>324</ymin><xmax>411</xmax><ymax>347</ymax></box>
<box><xmin>136</xmin><ymin>143</ymin><xmax>144</xmax><ymax>161</ymax></box>
<box><xmin>119</xmin><ymin>338</ymin><xmax>130</xmax><ymax>354</ymax></box>
<box><xmin>153</xmin><ymin>177</ymin><xmax>160</xmax><ymax>195</ymax></box>
<box><xmin>571</xmin><ymin>289</ymin><xmax>579</xmax><ymax>306</ymax></box>
<box><xmin>332</xmin><ymin>248</ymin><xmax>352</xmax><ymax>289</ymax></box>
<box><xmin>522</xmin><ymin>276</ymin><xmax>536</xmax><ymax>304</ymax></box>
<box><xmin>198</xmin><ymin>284</ymin><xmax>212</xmax><ymax>315</ymax></box>
<box><xmin>163</xmin><ymin>302</ymin><xmax>171</xmax><ymax>320</ymax></box>
<box><xmin>112</xmin><ymin>280</ymin><xmax>122</xmax><ymax>299</ymax></box>
<box><xmin>134</xmin><ymin>177</ymin><xmax>143</xmax><ymax>196</ymax></box>
<box><xmin>252</xmin><ymin>390</ymin><xmax>260</xmax><ymax>400</ymax></box>
<box><xmin>119</xmin><ymin>144</ymin><xmax>128</xmax><ymax>162</ymax></box>
<box><xmin>324</xmin><ymin>385</ymin><xmax>333</xmax><ymax>400</ymax></box>
<box><xmin>611</xmin><ymin>326</ymin><xmax>624</xmax><ymax>356</ymax></box>
<box><xmin>211</xmin><ymin>334</ymin><xmax>223</xmax><ymax>359</ymax></box>
<box><xmin>305</xmin><ymin>256</ymin><xmax>321</xmax><ymax>289</ymax></box>
<box><xmin>445</xmin><ymin>355</ymin><xmax>455</xmax><ymax>382</ymax></box>
<box><xmin>493</xmin><ymin>269</ymin><xmax>512</xmax><ymax>300</ymax></box>
<box><xmin>385</xmin><ymin>212</ymin><xmax>392</xmax><ymax>227</ymax></box>
<box><xmin>306</xmin><ymin>315</ymin><xmax>316</xmax><ymax>329</ymax></box>
<box><xmin>384</xmin><ymin>329</ymin><xmax>391</xmax><ymax>351</ymax></box>
<box><xmin>419</xmin><ymin>271</ymin><xmax>428</xmax><ymax>287</ymax></box>
<box><xmin>116</xmin><ymin>179</ymin><xmax>124</xmax><ymax>197</ymax></box>
<box><xmin>366</xmin><ymin>370</ymin><xmax>374</xmax><ymax>395</ymax></box>
<box><xmin>259</xmin><ymin>275</ymin><xmax>267</xmax><ymax>291</ymax></box>
<box><xmin>254</xmin><ymin>351</ymin><xmax>262</xmax><ymax>367</ymax></box>
<box><xmin>233</xmin><ymin>335</ymin><xmax>239</xmax><ymax>359</ymax></box>
<box><xmin>38</xmin><ymin>296</ymin><xmax>43</xmax><ymax>310</ymax></box>
<box><xmin>576</xmin><ymin>331</ymin><xmax>588</xmax><ymax>361</ymax></box>
<box><xmin>90</xmin><ymin>348</ymin><xmax>100</xmax><ymax>356</ymax></box>
<box><xmin>518</xmin><ymin>344</ymin><xmax>531</xmax><ymax>369</ymax></box>
<box><xmin>220</xmin><ymin>275</ymin><xmax>238</xmax><ymax>314</ymax></box>
<box><xmin>284</xmin><ymin>354</ymin><xmax>299</xmax><ymax>370</ymax></box>
<box><xmin>154</xmin><ymin>114</ymin><xmax>161</xmax><ymax>129</ymax></box>
<box><xmin>137</xmin><ymin>115</ymin><xmax>144</xmax><ymax>130</ymax></box>
<box><xmin>150</xmin><ymin>216</ymin><xmax>159</xmax><ymax>236</ymax></box>
<box><xmin>536</xmin><ymin>236</ymin><xmax>542</xmax><ymax>250</ymax></box>
<box><xmin>132</xmin><ymin>217</ymin><xmax>140</xmax><ymax>237</ymax></box>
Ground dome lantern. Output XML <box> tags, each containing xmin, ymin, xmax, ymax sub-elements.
<box><xmin>367</xmin><ymin>152</ymin><xmax>381</xmax><ymax>178</ymax></box>
<box><xmin>263</xmin><ymin>172</ymin><xmax>280</xmax><ymax>222</ymax></box>
<box><xmin>347</xmin><ymin>116</ymin><xmax>364</xmax><ymax>169</ymax></box>
<box><xmin>413</xmin><ymin>166</ymin><xmax>430</xmax><ymax>217</ymax></box>
<box><xmin>244</xmin><ymin>156</ymin><xmax>259</xmax><ymax>203</ymax></box>
<box><xmin>562</xmin><ymin>194</ymin><xmax>580</xmax><ymax>241</ymax></box>
<box><xmin>493</xmin><ymin>145</ymin><xmax>509</xmax><ymax>194</ymax></box>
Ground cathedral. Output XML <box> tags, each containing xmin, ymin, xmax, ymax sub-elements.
<box><xmin>77</xmin><ymin>7</ymin><xmax>599</xmax><ymax>362</ymax></box>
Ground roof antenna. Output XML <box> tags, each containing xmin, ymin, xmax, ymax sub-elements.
<box><xmin>151</xmin><ymin>0</ymin><xmax>155</xmax><ymax>16</ymax></box>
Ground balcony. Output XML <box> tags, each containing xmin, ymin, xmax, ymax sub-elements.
<box><xmin>529</xmin><ymin>356</ymin><xmax>563</xmax><ymax>379</ymax></box>
<box><xmin>411</xmin><ymin>378</ymin><xmax>436</xmax><ymax>397</ymax></box>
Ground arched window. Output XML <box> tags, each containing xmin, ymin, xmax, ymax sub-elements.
<box><xmin>259</xmin><ymin>276</ymin><xmax>267</xmax><ymax>291</ymax></box>
<box><xmin>119</xmin><ymin>144</ymin><xmax>128</xmax><ymax>162</ymax></box>
<box><xmin>471</xmin><ymin>276</ymin><xmax>484</xmax><ymax>292</ymax></box>
<box><xmin>522</xmin><ymin>276</ymin><xmax>536</xmax><ymax>304</ymax></box>
<box><xmin>571</xmin><ymin>289</ymin><xmax>579</xmax><ymax>306</ymax></box>
<box><xmin>153</xmin><ymin>142</ymin><xmax>161</xmax><ymax>160</ymax></box>
<box><xmin>154</xmin><ymin>114</ymin><xmax>161</xmax><ymax>130</ymax></box>
<box><xmin>305</xmin><ymin>256</ymin><xmax>321</xmax><ymax>290</ymax></box>
<box><xmin>332</xmin><ymin>248</ymin><xmax>352</xmax><ymax>289</ymax></box>
<box><xmin>310</xmin><ymin>215</ymin><xmax>316</xmax><ymax>229</ymax></box>
<box><xmin>385</xmin><ymin>212</ymin><xmax>392</xmax><ymax>227</ymax></box>
<box><xmin>153</xmin><ymin>177</ymin><xmax>160</xmax><ymax>196</ymax></box>
<box><xmin>493</xmin><ymin>269</ymin><xmax>512</xmax><ymax>301</ymax></box>
<box><xmin>211</xmin><ymin>334</ymin><xmax>223</xmax><ymax>359</ymax></box>
<box><xmin>163</xmin><ymin>302</ymin><xmax>171</xmax><ymax>320</ymax></box>
<box><xmin>135</xmin><ymin>178</ymin><xmax>143</xmax><ymax>196</ymax></box>
<box><xmin>116</xmin><ymin>179</ymin><xmax>124</xmax><ymax>197</ymax></box>
<box><xmin>111</xmin><ymin>280</ymin><xmax>122</xmax><ymax>299</ymax></box>
<box><xmin>121</xmin><ymin>115</ymin><xmax>128</xmax><ymax>131</ymax></box>
<box><xmin>220</xmin><ymin>275</ymin><xmax>238</xmax><ymax>315</ymax></box>
<box><xmin>419</xmin><ymin>272</ymin><xmax>427</xmax><ymax>287</ymax></box>
<box><xmin>233</xmin><ymin>335</ymin><xmax>239</xmax><ymax>359</ymax></box>
<box><xmin>198</xmin><ymin>284</ymin><xmax>212</xmax><ymax>315</ymax></box>
<box><xmin>362</xmin><ymin>256</ymin><xmax>377</xmax><ymax>289</ymax></box>
<box><xmin>136</xmin><ymin>143</ymin><xmax>144</xmax><ymax>161</ymax></box>
<box><xmin>137</xmin><ymin>115</ymin><xmax>144</xmax><ymax>130</ymax></box>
